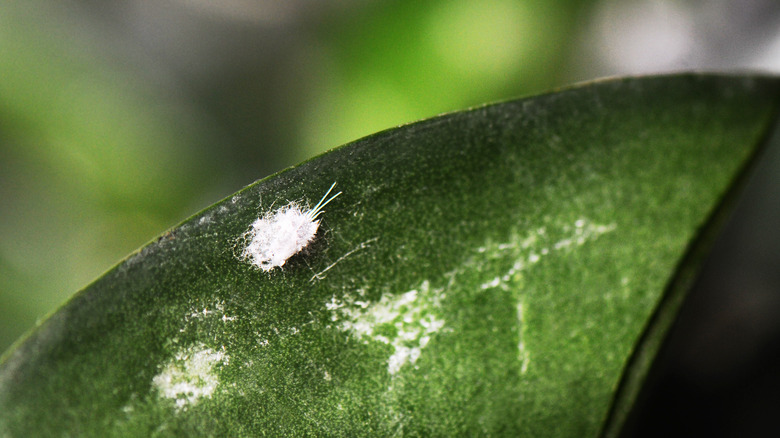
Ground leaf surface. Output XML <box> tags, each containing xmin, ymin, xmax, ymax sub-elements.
<box><xmin>1</xmin><ymin>75</ymin><xmax>779</xmax><ymax>436</ymax></box>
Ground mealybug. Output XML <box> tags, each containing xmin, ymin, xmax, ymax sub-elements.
<box><xmin>240</xmin><ymin>182</ymin><xmax>341</xmax><ymax>272</ymax></box>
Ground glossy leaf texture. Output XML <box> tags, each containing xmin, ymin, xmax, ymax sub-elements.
<box><xmin>1</xmin><ymin>75</ymin><xmax>779</xmax><ymax>437</ymax></box>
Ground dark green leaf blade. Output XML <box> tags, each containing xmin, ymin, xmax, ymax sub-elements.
<box><xmin>1</xmin><ymin>74</ymin><xmax>778</xmax><ymax>437</ymax></box>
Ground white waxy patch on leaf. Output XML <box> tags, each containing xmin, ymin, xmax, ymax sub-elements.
<box><xmin>240</xmin><ymin>182</ymin><xmax>341</xmax><ymax>271</ymax></box>
<box><xmin>477</xmin><ymin>218</ymin><xmax>616</xmax><ymax>290</ymax></box>
<box><xmin>152</xmin><ymin>343</ymin><xmax>229</xmax><ymax>410</ymax></box>
<box><xmin>328</xmin><ymin>281</ymin><xmax>446</xmax><ymax>375</ymax></box>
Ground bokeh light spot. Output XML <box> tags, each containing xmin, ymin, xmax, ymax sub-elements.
<box><xmin>427</xmin><ymin>0</ymin><xmax>530</xmax><ymax>80</ymax></box>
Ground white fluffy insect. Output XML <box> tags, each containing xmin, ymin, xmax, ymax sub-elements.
<box><xmin>240</xmin><ymin>182</ymin><xmax>341</xmax><ymax>272</ymax></box>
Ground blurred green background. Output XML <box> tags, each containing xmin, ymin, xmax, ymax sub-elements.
<box><xmin>3</xmin><ymin>0</ymin><xmax>780</xmax><ymax>402</ymax></box>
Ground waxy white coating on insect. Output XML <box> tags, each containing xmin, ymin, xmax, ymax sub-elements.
<box><xmin>241</xmin><ymin>182</ymin><xmax>341</xmax><ymax>272</ymax></box>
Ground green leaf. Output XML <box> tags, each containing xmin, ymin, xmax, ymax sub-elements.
<box><xmin>1</xmin><ymin>74</ymin><xmax>778</xmax><ymax>437</ymax></box>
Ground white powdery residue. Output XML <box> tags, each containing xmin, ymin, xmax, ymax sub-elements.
<box><xmin>480</xmin><ymin>276</ymin><xmax>502</xmax><ymax>290</ymax></box>
<box><xmin>152</xmin><ymin>343</ymin><xmax>229</xmax><ymax>410</ymax></box>
<box><xmin>330</xmin><ymin>280</ymin><xmax>445</xmax><ymax>375</ymax></box>
<box><xmin>553</xmin><ymin>238</ymin><xmax>572</xmax><ymax>250</ymax></box>
<box><xmin>551</xmin><ymin>218</ymin><xmax>616</xmax><ymax>251</ymax></box>
<box><xmin>239</xmin><ymin>183</ymin><xmax>341</xmax><ymax>272</ymax></box>
<box><xmin>516</xmin><ymin>301</ymin><xmax>530</xmax><ymax>374</ymax></box>
<box><xmin>475</xmin><ymin>218</ymin><xmax>616</xmax><ymax>291</ymax></box>
<box><xmin>187</xmin><ymin>300</ymin><xmax>237</xmax><ymax>323</ymax></box>
<box><xmin>325</xmin><ymin>296</ymin><xmax>344</xmax><ymax>311</ymax></box>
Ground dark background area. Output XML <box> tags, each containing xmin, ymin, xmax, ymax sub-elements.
<box><xmin>2</xmin><ymin>1</ymin><xmax>780</xmax><ymax>435</ymax></box>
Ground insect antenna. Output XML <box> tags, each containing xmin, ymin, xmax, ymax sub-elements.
<box><xmin>308</xmin><ymin>182</ymin><xmax>342</xmax><ymax>219</ymax></box>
